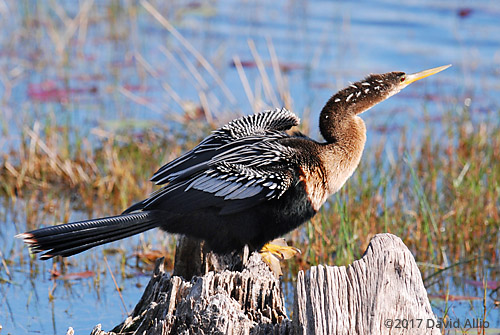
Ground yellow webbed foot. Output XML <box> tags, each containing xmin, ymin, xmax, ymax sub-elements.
<box><xmin>259</xmin><ymin>238</ymin><xmax>301</xmax><ymax>277</ymax></box>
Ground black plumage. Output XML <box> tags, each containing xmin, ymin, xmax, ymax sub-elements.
<box><xmin>17</xmin><ymin>65</ymin><xmax>450</xmax><ymax>260</ymax></box>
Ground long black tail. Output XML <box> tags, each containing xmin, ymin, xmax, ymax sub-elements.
<box><xmin>16</xmin><ymin>211</ymin><xmax>163</xmax><ymax>260</ymax></box>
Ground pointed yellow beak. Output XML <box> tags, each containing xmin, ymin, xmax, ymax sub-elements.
<box><xmin>403</xmin><ymin>64</ymin><xmax>451</xmax><ymax>86</ymax></box>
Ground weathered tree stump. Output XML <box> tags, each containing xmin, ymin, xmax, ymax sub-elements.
<box><xmin>90</xmin><ymin>236</ymin><xmax>290</xmax><ymax>335</ymax></box>
<box><xmin>88</xmin><ymin>233</ymin><xmax>438</xmax><ymax>335</ymax></box>
<box><xmin>294</xmin><ymin>233</ymin><xmax>439</xmax><ymax>335</ymax></box>
<box><xmin>172</xmin><ymin>236</ymin><xmax>248</xmax><ymax>279</ymax></box>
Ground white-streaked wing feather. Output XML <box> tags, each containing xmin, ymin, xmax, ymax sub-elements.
<box><xmin>150</xmin><ymin>108</ymin><xmax>299</xmax><ymax>185</ymax></box>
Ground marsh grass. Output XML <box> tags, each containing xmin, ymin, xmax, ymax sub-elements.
<box><xmin>2</xmin><ymin>108</ymin><xmax>498</xmax><ymax>334</ymax></box>
<box><xmin>1</xmin><ymin>1</ymin><xmax>499</xmax><ymax>331</ymax></box>
<box><xmin>299</xmin><ymin>109</ymin><xmax>499</xmax><ymax>272</ymax></box>
<box><xmin>2</xmin><ymin>107</ymin><xmax>498</xmax><ymax>275</ymax></box>
<box><xmin>2</xmin><ymin>73</ymin><xmax>498</xmax><ymax>335</ymax></box>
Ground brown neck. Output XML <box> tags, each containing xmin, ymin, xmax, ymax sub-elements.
<box><xmin>315</xmin><ymin>71</ymin><xmax>403</xmax><ymax>195</ymax></box>
<box><xmin>319</xmin><ymin>95</ymin><xmax>364</xmax><ymax>145</ymax></box>
<box><xmin>321</xmin><ymin>114</ymin><xmax>367</xmax><ymax>152</ymax></box>
<box><xmin>320</xmin><ymin>115</ymin><xmax>367</xmax><ymax>195</ymax></box>
<box><xmin>318</xmin><ymin>94</ymin><xmax>367</xmax><ymax>195</ymax></box>
<box><xmin>319</xmin><ymin>74</ymin><xmax>392</xmax><ymax>143</ymax></box>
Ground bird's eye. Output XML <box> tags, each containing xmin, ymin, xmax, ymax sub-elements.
<box><xmin>400</xmin><ymin>75</ymin><xmax>406</xmax><ymax>82</ymax></box>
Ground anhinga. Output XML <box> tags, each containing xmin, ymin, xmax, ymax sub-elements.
<box><xmin>17</xmin><ymin>65</ymin><xmax>450</xmax><ymax>267</ymax></box>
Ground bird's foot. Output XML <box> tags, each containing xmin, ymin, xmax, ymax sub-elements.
<box><xmin>259</xmin><ymin>238</ymin><xmax>301</xmax><ymax>277</ymax></box>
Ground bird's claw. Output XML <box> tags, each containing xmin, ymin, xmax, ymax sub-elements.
<box><xmin>259</xmin><ymin>238</ymin><xmax>301</xmax><ymax>277</ymax></box>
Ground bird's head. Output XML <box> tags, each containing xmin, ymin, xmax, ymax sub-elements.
<box><xmin>342</xmin><ymin>64</ymin><xmax>451</xmax><ymax>115</ymax></box>
<box><xmin>319</xmin><ymin>64</ymin><xmax>451</xmax><ymax>142</ymax></box>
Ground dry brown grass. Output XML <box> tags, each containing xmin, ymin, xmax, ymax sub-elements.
<box><xmin>2</xmin><ymin>109</ymin><xmax>498</xmax><ymax>280</ymax></box>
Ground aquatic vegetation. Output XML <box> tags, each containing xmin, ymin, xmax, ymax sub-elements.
<box><xmin>2</xmin><ymin>107</ymin><xmax>498</xmax><ymax>273</ymax></box>
<box><xmin>0</xmin><ymin>0</ymin><xmax>499</xmax><ymax>333</ymax></box>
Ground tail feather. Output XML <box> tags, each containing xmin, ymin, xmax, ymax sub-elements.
<box><xmin>39</xmin><ymin>222</ymin><xmax>160</xmax><ymax>259</ymax></box>
<box><xmin>17</xmin><ymin>211</ymin><xmax>163</xmax><ymax>259</ymax></box>
<box><xmin>32</xmin><ymin>219</ymin><xmax>159</xmax><ymax>258</ymax></box>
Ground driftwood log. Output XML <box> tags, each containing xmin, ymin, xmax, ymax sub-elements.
<box><xmin>86</xmin><ymin>233</ymin><xmax>438</xmax><ymax>335</ymax></box>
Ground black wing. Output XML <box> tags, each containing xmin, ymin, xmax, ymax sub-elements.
<box><xmin>150</xmin><ymin>108</ymin><xmax>300</xmax><ymax>184</ymax></box>
<box><xmin>134</xmin><ymin>108</ymin><xmax>301</xmax><ymax>215</ymax></box>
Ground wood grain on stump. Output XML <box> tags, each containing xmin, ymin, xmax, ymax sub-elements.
<box><xmin>88</xmin><ymin>233</ymin><xmax>438</xmax><ymax>335</ymax></box>
<box><xmin>294</xmin><ymin>234</ymin><xmax>439</xmax><ymax>335</ymax></box>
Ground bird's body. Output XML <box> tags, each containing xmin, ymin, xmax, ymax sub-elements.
<box><xmin>18</xmin><ymin>65</ymin><xmax>450</xmax><ymax>260</ymax></box>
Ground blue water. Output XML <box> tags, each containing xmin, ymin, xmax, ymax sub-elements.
<box><xmin>1</xmin><ymin>199</ymin><xmax>170</xmax><ymax>334</ymax></box>
<box><xmin>1</xmin><ymin>0</ymin><xmax>499</xmax><ymax>333</ymax></box>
